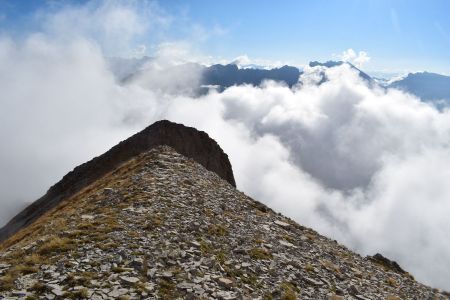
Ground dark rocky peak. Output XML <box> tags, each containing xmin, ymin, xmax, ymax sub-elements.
<box><xmin>0</xmin><ymin>120</ymin><xmax>235</xmax><ymax>243</ymax></box>
<box><xmin>309</xmin><ymin>60</ymin><xmax>344</xmax><ymax>68</ymax></box>
<box><xmin>368</xmin><ymin>253</ymin><xmax>407</xmax><ymax>275</ymax></box>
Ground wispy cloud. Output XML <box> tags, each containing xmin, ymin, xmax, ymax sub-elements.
<box><xmin>230</xmin><ymin>54</ymin><xmax>287</xmax><ymax>69</ymax></box>
<box><xmin>390</xmin><ymin>8</ymin><xmax>401</xmax><ymax>34</ymax></box>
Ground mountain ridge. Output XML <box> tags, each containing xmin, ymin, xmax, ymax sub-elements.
<box><xmin>116</xmin><ymin>59</ymin><xmax>450</xmax><ymax>103</ymax></box>
<box><xmin>388</xmin><ymin>72</ymin><xmax>450</xmax><ymax>102</ymax></box>
<box><xmin>0</xmin><ymin>120</ymin><xmax>235</xmax><ymax>244</ymax></box>
<box><xmin>0</xmin><ymin>144</ymin><xmax>447</xmax><ymax>299</ymax></box>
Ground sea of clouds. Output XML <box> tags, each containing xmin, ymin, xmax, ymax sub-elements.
<box><xmin>1</xmin><ymin>1</ymin><xmax>450</xmax><ymax>290</ymax></box>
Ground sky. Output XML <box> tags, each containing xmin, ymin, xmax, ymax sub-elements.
<box><xmin>1</xmin><ymin>0</ymin><xmax>450</xmax><ymax>291</ymax></box>
<box><xmin>0</xmin><ymin>0</ymin><xmax>450</xmax><ymax>74</ymax></box>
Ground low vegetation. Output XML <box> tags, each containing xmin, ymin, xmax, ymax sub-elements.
<box><xmin>250</xmin><ymin>248</ymin><xmax>273</xmax><ymax>260</ymax></box>
<box><xmin>38</xmin><ymin>236</ymin><xmax>75</xmax><ymax>256</ymax></box>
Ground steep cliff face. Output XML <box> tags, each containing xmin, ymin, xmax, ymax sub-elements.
<box><xmin>0</xmin><ymin>120</ymin><xmax>235</xmax><ymax>243</ymax></box>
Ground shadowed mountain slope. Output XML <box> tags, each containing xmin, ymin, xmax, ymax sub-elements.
<box><xmin>202</xmin><ymin>64</ymin><xmax>301</xmax><ymax>88</ymax></box>
<box><xmin>389</xmin><ymin>72</ymin><xmax>450</xmax><ymax>102</ymax></box>
<box><xmin>0</xmin><ymin>120</ymin><xmax>235</xmax><ymax>243</ymax></box>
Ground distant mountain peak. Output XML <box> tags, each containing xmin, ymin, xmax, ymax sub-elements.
<box><xmin>388</xmin><ymin>71</ymin><xmax>450</xmax><ymax>102</ymax></box>
<box><xmin>309</xmin><ymin>60</ymin><xmax>344</xmax><ymax>68</ymax></box>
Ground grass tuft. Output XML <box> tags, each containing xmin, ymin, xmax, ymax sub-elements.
<box><xmin>250</xmin><ymin>248</ymin><xmax>272</xmax><ymax>260</ymax></box>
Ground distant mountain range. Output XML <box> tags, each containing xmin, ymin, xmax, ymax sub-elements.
<box><xmin>388</xmin><ymin>72</ymin><xmax>450</xmax><ymax>102</ymax></box>
<box><xmin>108</xmin><ymin>57</ymin><xmax>450</xmax><ymax>104</ymax></box>
<box><xmin>118</xmin><ymin>61</ymin><xmax>301</xmax><ymax>94</ymax></box>
<box><xmin>202</xmin><ymin>64</ymin><xmax>301</xmax><ymax>89</ymax></box>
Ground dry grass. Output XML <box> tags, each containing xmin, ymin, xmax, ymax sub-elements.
<box><xmin>37</xmin><ymin>236</ymin><xmax>74</xmax><ymax>256</ymax></box>
<box><xmin>158</xmin><ymin>278</ymin><xmax>179</xmax><ymax>299</ymax></box>
<box><xmin>223</xmin><ymin>210</ymin><xmax>245</xmax><ymax>221</ymax></box>
<box><xmin>321</xmin><ymin>260</ymin><xmax>340</xmax><ymax>273</ymax></box>
<box><xmin>0</xmin><ymin>152</ymin><xmax>147</xmax><ymax>253</ymax></box>
<box><xmin>77</xmin><ymin>221</ymin><xmax>95</xmax><ymax>231</ymax></box>
<box><xmin>0</xmin><ymin>264</ymin><xmax>40</xmax><ymax>291</ymax></box>
<box><xmin>11</xmin><ymin>264</ymin><xmax>39</xmax><ymax>275</ymax></box>
<box><xmin>282</xmin><ymin>234</ymin><xmax>295</xmax><ymax>244</ymax></box>
<box><xmin>329</xmin><ymin>295</ymin><xmax>343</xmax><ymax>300</ymax></box>
<box><xmin>0</xmin><ymin>273</ymin><xmax>15</xmax><ymax>291</ymax></box>
<box><xmin>24</xmin><ymin>253</ymin><xmax>46</xmax><ymax>266</ymax></box>
<box><xmin>112</xmin><ymin>266</ymin><xmax>130</xmax><ymax>273</ymax></box>
<box><xmin>64</xmin><ymin>272</ymin><xmax>96</xmax><ymax>288</ymax></box>
<box><xmin>30</xmin><ymin>282</ymin><xmax>50</xmax><ymax>293</ymax></box>
<box><xmin>215</xmin><ymin>250</ymin><xmax>227</xmax><ymax>264</ymax></box>
<box><xmin>98</xmin><ymin>241</ymin><xmax>119</xmax><ymax>251</ymax></box>
<box><xmin>143</xmin><ymin>215</ymin><xmax>163</xmax><ymax>230</ymax></box>
<box><xmin>250</xmin><ymin>248</ymin><xmax>273</xmax><ymax>260</ymax></box>
<box><xmin>199</xmin><ymin>240</ymin><xmax>212</xmax><ymax>254</ymax></box>
<box><xmin>305</xmin><ymin>263</ymin><xmax>314</xmax><ymax>272</ymax></box>
<box><xmin>207</xmin><ymin>224</ymin><xmax>228</xmax><ymax>236</ymax></box>
<box><xmin>386</xmin><ymin>276</ymin><xmax>398</xmax><ymax>287</ymax></box>
<box><xmin>305</xmin><ymin>233</ymin><xmax>316</xmax><ymax>241</ymax></box>
<box><xmin>280</xmin><ymin>282</ymin><xmax>299</xmax><ymax>300</ymax></box>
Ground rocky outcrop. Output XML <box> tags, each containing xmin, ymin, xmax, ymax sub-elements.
<box><xmin>0</xmin><ymin>120</ymin><xmax>235</xmax><ymax>243</ymax></box>
<box><xmin>368</xmin><ymin>253</ymin><xmax>406</xmax><ymax>275</ymax></box>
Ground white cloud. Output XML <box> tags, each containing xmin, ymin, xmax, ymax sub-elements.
<box><xmin>232</xmin><ymin>54</ymin><xmax>252</xmax><ymax>66</ymax></box>
<box><xmin>133</xmin><ymin>44</ymin><xmax>147</xmax><ymax>57</ymax></box>
<box><xmin>2</xmin><ymin>1</ymin><xmax>450</xmax><ymax>292</ymax></box>
<box><xmin>230</xmin><ymin>54</ymin><xmax>287</xmax><ymax>69</ymax></box>
<box><xmin>337</xmin><ymin>48</ymin><xmax>371</xmax><ymax>68</ymax></box>
<box><xmin>390</xmin><ymin>8</ymin><xmax>402</xmax><ymax>34</ymax></box>
<box><xmin>36</xmin><ymin>0</ymin><xmax>171</xmax><ymax>57</ymax></box>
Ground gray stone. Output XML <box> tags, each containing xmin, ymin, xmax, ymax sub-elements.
<box><xmin>177</xmin><ymin>282</ymin><xmax>195</xmax><ymax>290</ymax></box>
<box><xmin>218</xmin><ymin>277</ymin><xmax>234</xmax><ymax>288</ymax></box>
<box><xmin>51</xmin><ymin>288</ymin><xmax>64</xmax><ymax>297</ymax></box>
<box><xmin>304</xmin><ymin>277</ymin><xmax>324</xmax><ymax>286</ymax></box>
<box><xmin>161</xmin><ymin>271</ymin><xmax>173</xmax><ymax>278</ymax></box>
<box><xmin>279</xmin><ymin>240</ymin><xmax>296</xmax><ymax>247</ymax></box>
<box><xmin>119</xmin><ymin>276</ymin><xmax>140</xmax><ymax>285</ymax></box>
<box><xmin>273</xmin><ymin>220</ymin><xmax>290</xmax><ymax>228</ymax></box>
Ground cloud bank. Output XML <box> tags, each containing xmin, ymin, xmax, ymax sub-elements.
<box><xmin>338</xmin><ymin>48</ymin><xmax>371</xmax><ymax>68</ymax></box>
<box><xmin>1</xmin><ymin>0</ymin><xmax>450</xmax><ymax>291</ymax></box>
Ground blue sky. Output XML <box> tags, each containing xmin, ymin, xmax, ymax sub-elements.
<box><xmin>1</xmin><ymin>0</ymin><xmax>449</xmax><ymax>74</ymax></box>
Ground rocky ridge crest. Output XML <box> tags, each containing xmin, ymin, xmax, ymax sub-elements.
<box><xmin>0</xmin><ymin>146</ymin><xmax>447</xmax><ymax>299</ymax></box>
<box><xmin>0</xmin><ymin>120</ymin><xmax>235</xmax><ymax>243</ymax></box>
